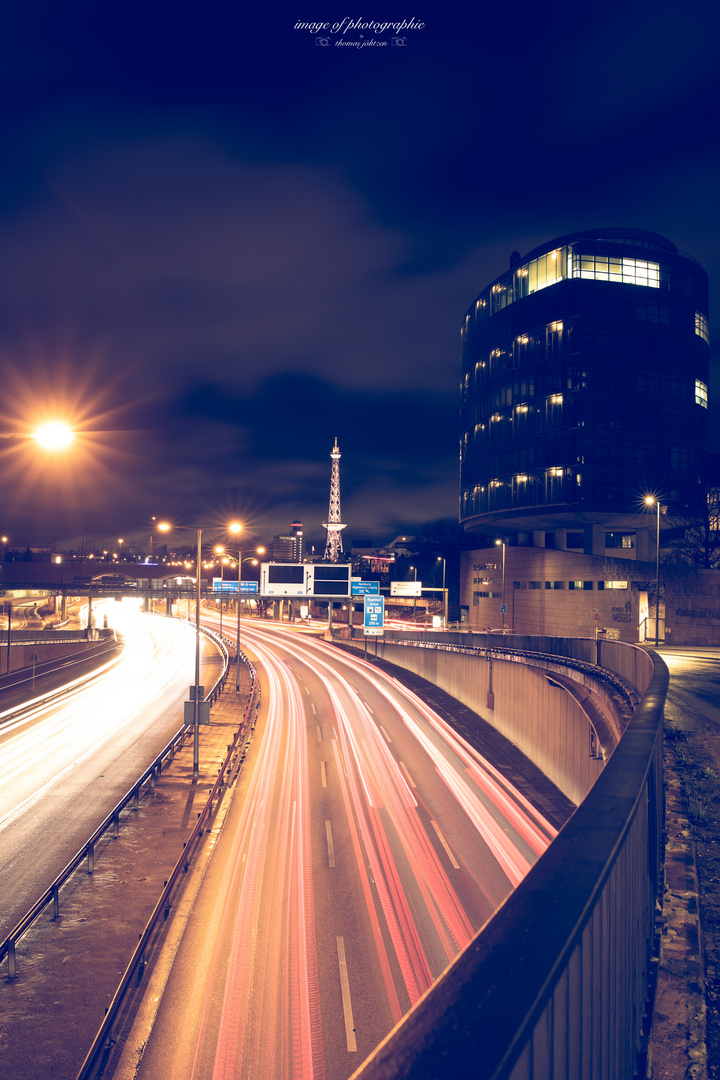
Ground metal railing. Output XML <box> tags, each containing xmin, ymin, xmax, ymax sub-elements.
<box><xmin>75</xmin><ymin>650</ymin><xmax>258</xmax><ymax>1079</ymax></box>
<box><xmin>349</xmin><ymin>644</ymin><xmax>668</xmax><ymax>1080</ymax></box>
<box><xmin>0</xmin><ymin>622</ymin><xmax>232</xmax><ymax>980</ymax></box>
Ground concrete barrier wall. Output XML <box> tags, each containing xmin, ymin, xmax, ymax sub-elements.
<box><xmin>375</xmin><ymin>641</ymin><xmax>604</xmax><ymax>804</ymax></box>
<box><xmin>366</xmin><ymin>631</ymin><xmax>655</xmax><ymax>800</ymax></box>
<box><xmin>0</xmin><ymin>639</ymin><xmax>114</xmax><ymax>676</ymax></box>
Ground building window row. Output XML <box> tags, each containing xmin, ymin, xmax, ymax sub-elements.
<box><xmin>695</xmin><ymin>311</ymin><xmax>710</xmax><ymax>343</ymax></box>
<box><xmin>464</xmin><ymin>245</ymin><xmax>668</xmax><ymax>332</ymax></box>
<box><xmin>572</xmin><ymin>253</ymin><xmax>659</xmax><ymax>288</ymax></box>
<box><xmin>696</xmin><ymin>379</ymin><xmax>708</xmax><ymax>408</ymax></box>
<box><xmin>508</xmin><ymin>580</ymin><xmax>628</xmax><ymax>591</ymax></box>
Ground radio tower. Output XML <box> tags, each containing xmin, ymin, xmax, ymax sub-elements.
<box><xmin>323</xmin><ymin>438</ymin><xmax>346</xmax><ymax>562</ymax></box>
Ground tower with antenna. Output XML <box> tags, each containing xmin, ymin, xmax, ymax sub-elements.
<box><xmin>323</xmin><ymin>438</ymin><xmax>346</xmax><ymax>562</ymax></box>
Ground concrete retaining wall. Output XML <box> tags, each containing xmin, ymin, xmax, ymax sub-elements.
<box><xmin>365</xmin><ymin>631</ymin><xmax>653</xmax><ymax>807</ymax></box>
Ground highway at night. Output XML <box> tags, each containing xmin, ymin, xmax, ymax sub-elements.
<box><xmin>0</xmin><ymin>601</ymin><xmax>215</xmax><ymax>940</ymax></box>
<box><xmin>131</xmin><ymin>616</ymin><xmax>557</xmax><ymax>1080</ymax></box>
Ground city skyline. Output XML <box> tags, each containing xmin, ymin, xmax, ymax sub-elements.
<box><xmin>1</xmin><ymin>6</ymin><xmax>718</xmax><ymax>546</ymax></box>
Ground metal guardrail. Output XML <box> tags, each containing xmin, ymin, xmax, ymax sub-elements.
<box><xmin>0</xmin><ymin>636</ymin><xmax>121</xmax><ymax>697</ymax></box>
<box><xmin>0</xmin><ymin>621</ymin><xmax>231</xmax><ymax>981</ymax></box>
<box><xmin>75</xmin><ymin>650</ymin><xmax>258</xmax><ymax>1080</ymax></box>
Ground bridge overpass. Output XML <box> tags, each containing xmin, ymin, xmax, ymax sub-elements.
<box><xmin>344</xmin><ymin>629</ymin><xmax>666</xmax><ymax>1080</ymax></box>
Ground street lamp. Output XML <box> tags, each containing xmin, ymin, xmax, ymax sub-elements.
<box><xmin>409</xmin><ymin>565</ymin><xmax>418</xmax><ymax>623</ymax></box>
<box><xmin>436</xmin><ymin>556</ymin><xmax>447</xmax><ymax>627</ymax></box>
<box><xmin>495</xmin><ymin>539</ymin><xmax>506</xmax><ymax>631</ymax></box>
<box><xmin>213</xmin><ymin>547</ymin><xmax>231</xmax><ymax>636</ymax></box>
<box><xmin>223</xmin><ymin>531</ymin><xmax>265</xmax><ymax>694</ymax></box>
<box><xmin>157</xmin><ymin>520</ymin><xmax>242</xmax><ymax>778</ymax></box>
<box><xmin>645</xmin><ymin>496</ymin><xmax>661</xmax><ymax>647</ymax></box>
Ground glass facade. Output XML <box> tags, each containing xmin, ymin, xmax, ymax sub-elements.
<box><xmin>460</xmin><ymin>229</ymin><xmax>710</xmax><ymax>534</ymax></box>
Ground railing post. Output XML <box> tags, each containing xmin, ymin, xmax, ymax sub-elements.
<box><xmin>87</xmin><ymin>842</ymin><xmax>94</xmax><ymax>874</ymax></box>
<box><xmin>52</xmin><ymin>883</ymin><xmax>60</xmax><ymax>919</ymax></box>
<box><xmin>113</xmin><ymin>811</ymin><xmax>120</xmax><ymax>838</ymax></box>
<box><xmin>8</xmin><ymin>939</ymin><xmax>16</xmax><ymax>979</ymax></box>
<box><xmin>133</xmin><ymin>786</ymin><xmax>139</xmax><ymax>810</ymax></box>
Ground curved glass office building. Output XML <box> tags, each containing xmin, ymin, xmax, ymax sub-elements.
<box><xmin>460</xmin><ymin>229</ymin><xmax>709</xmax><ymax>555</ymax></box>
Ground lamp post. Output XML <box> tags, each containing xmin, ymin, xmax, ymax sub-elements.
<box><xmin>158</xmin><ymin>520</ymin><xmax>242</xmax><ymax>778</ymax></box>
<box><xmin>495</xmin><ymin>539</ymin><xmax>506</xmax><ymax>631</ymax></box>
<box><xmin>409</xmin><ymin>565</ymin><xmax>418</xmax><ymax>623</ymax></box>
<box><xmin>223</xmin><ymin>537</ymin><xmax>265</xmax><ymax>694</ymax></box>
<box><xmin>645</xmin><ymin>496</ymin><xmax>661</xmax><ymax>646</ymax></box>
<box><xmin>436</xmin><ymin>556</ymin><xmax>447</xmax><ymax>627</ymax></box>
<box><xmin>214</xmin><ymin>547</ymin><xmax>231</xmax><ymax>636</ymax></box>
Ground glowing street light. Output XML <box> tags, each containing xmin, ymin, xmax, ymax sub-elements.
<box><xmin>32</xmin><ymin>422</ymin><xmax>74</xmax><ymax>450</ymax></box>
<box><xmin>222</xmin><ymin>528</ymin><xmax>266</xmax><ymax>693</ymax></box>
<box><xmin>645</xmin><ymin>496</ymin><xmax>662</xmax><ymax>647</ymax></box>
<box><xmin>495</xmin><ymin>538</ymin><xmax>507</xmax><ymax>631</ymax></box>
<box><xmin>437</xmin><ymin>556</ymin><xmax>447</xmax><ymax>627</ymax></box>
<box><xmin>0</xmin><ymin>421</ymin><xmax>74</xmax><ymax>448</ymax></box>
<box><xmin>157</xmin><ymin>520</ymin><xmax>242</xmax><ymax>778</ymax></box>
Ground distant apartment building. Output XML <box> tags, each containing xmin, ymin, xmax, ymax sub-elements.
<box><xmin>269</xmin><ymin>520</ymin><xmax>304</xmax><ymax>562</ymax></box>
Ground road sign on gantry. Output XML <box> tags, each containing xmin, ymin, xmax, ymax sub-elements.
<box><xmin>364</xmin><ymin>594</ymin><xmax>384</xmax><ymax>636</ymax></box>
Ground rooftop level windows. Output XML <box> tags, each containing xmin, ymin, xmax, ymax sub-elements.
<box><xmin>473</xmin><ymin>245</ymin><xmax>664</xmax><ymax>325</ymax></box>
<box><xmin>573</xmin><ymin>253</ymin><xmax>660</xmax><ymax>287</ymax></box>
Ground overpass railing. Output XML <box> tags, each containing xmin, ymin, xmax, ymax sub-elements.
<box><xmin>349</xmin><ymin>636</ymin><xmax>667</xmax><ymax>1080</ymax></box>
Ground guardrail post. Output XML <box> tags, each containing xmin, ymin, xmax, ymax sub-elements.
<box><xmin>133</xmin><ymin>786</ymin><xmax>139</xmax><ymax>810</ymax></box>
<box><xmin>8</xmin><ymin>939</ymin><xmax>16</xmax><ymax>979</ymax></box>
<box><xmin>52</xmin><ymin>883</ymin><xmax>60</xmax><ymax>919</ymax></box>
<box><xmin>87</xmin><ymin>842</ymin><xmax>94</xmax><ymax>874</ymax></box>
<box><xmin>150</xmin><ymin>767</ymin><xmax>156</xmax><ymax>789</ymax></box>
<box><xmin>113</xmin><ymin>811</ymin><xmax>120</xmax><ymax>838</ymax></box>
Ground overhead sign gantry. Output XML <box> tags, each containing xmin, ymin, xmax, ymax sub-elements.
<box><xmin>260</xmin><ymin>563</ymin><xmax>352</xmax><ymax>598</ymax></box>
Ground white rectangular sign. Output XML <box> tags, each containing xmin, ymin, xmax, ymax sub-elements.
<box><xmin>391</xmin><ymin>581</ymin><xmax>421</xmax><ymax>597</ymax></box>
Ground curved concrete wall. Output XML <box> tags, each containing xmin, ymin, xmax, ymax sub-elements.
<box><xmin>368</xmin><ymin>632</ymin><xmax>652</xmax><ymax>805</ymax></box>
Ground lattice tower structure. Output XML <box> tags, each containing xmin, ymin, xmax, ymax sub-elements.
<box><xmin>323</xmin><ymin>437</ymin><xmax>346</xmax><ymax>562</ymax></box>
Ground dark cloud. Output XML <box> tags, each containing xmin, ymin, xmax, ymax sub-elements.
<box><xmin>0</xmin><ymin>3</ymin><xmax>718</xmax><ymax>547</ymax></box>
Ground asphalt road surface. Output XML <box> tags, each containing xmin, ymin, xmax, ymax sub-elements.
<box><xmin>134</xmin><ymin>618</ymin><xmax>557</xmax><ymax>1080</ymax></box>
<box><xmin>0</xmin><ymin>600</ymin><xmax>218</xmax><ymax>940</ymax></box>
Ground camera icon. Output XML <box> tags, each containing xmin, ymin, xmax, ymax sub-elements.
<box><xmin>316</xmin><ymin>36</ymin><xmax>331</xmax><ymax>46</ymax></box>
<box><xmin>391</xmin><ymin>36</ymin><xmax>407</xmax><ymax>46</ymax></box>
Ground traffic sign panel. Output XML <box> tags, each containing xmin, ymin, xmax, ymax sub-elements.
<box><xmin>363</xmin><ymin>595</ymin><xmax>384</xmax><ymax>636</ymax></box>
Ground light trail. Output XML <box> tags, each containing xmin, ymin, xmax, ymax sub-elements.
<box><xmin>142</xmin><ymin>613</ymin><xmax>558</xmax><ymax>1080</ymax></box>
<box><xmin>0</xmin><ymin>603</ymin><xmax>203</xmax><ymax>940</ymax></box>
<box><xmin>237</xmin><ymin>624</ymin><xmax>555</xmax><ymax>1024</ymax></box>
<box><xmin>164</xmin><ymin>634</ymin><xmax>325</xmax><ymax>1080</ymax></box>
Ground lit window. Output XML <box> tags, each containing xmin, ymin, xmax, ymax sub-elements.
<box><xmin>696</xmin><ymin>312</ymin><xmax>710</xmax><ymax>343</ymax></box>
<box><xmin>573</xmin><ymin>253</ymin><xmax>660</xmax><ymax>288</ymax></box>
<box><xmin>604</xmin><ymin>581</ymin><xmax>628</xmax><ymax>589</ymax></box>
<box><xmin>696</xmin><ymin>379</ymin><xmax>708</xmax><ymax>408</ymax></box>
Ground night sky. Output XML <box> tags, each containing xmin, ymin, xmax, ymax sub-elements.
<box><xmin>1</xmin><ymin>3</ymin><xmax>718</xmax><ymax>552</ymax></box>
